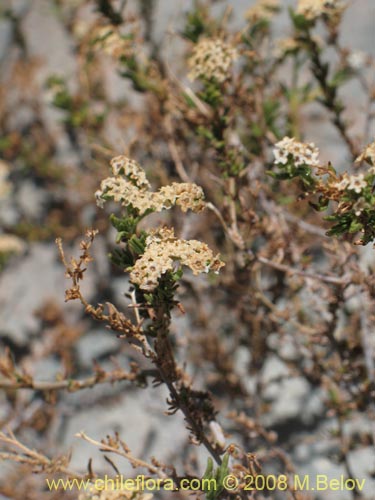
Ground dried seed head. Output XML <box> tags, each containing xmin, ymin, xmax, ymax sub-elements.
<box><xmin>355</xmin><ymin>140</ymin><xmax>375</xmax><ymax>167</ymax></box>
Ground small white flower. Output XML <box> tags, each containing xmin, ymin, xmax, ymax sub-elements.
<box><xmin>273</xmin><ymin>147</ymin><xmax>289</xmax><ymax>165</ymax></box>
<box><xmin>347</xmin><ymin>50</ymin><xmax>367</xmax><ymax>70</ymax></box>
<box><xmin>347</xmin><ymin>173</ymin><xmax>366</xmax><ymax>194</ymax></box>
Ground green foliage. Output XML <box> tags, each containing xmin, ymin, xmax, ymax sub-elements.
<box><xmin>182</xmin><ymin>1</ymin><xmax>212</xmax><ymax>42</ymax></box>
<box><xmin>268</xmin><ymin>162</ymin><xmax>316</xmax><ymax>189</ymax></box>
<box><xmin>202</xmin><ymin>453</ymin><xmax>230</xmax><ymax>500</ymax></box>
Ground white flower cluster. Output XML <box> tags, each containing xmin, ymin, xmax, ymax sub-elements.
<box><xmin>296</xmin><ymin>0</ymin><xmax>346</xmax><ymax>21</ymax></box>
<box><xmin>332</xmin><ymin>173</ymin><xmax>367</xmax><ymax>194</ymax></box>
<box><xmin>95</xmin><ymin>155</ymin><xmax>206</xmax><ymax>215</ymax></box>
<box><xmin>110</xmin><ymin>156</ymin><xmax>150</xmax><ymax>189</ymax></box>
<box><xmin>188</xmin><ymin>38</ymin><xmax>238</xmax><ymax>83</ymax></box>
<box><xmin>273</xmin><ymin>136</ymin><xmax>320</xmax><ymax>168</ymax></box>
<box><xmin>130</xmin><ymin>227</ymin><xmax>224</xmax><ymax>291</ymax></box>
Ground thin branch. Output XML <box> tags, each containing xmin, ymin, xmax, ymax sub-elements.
<box><xmin>76</xmin><ymin>432</ymin><xmax>167</xmax><ymax>478</ymax></box>
<box><xmin>0</xmin><ymin>368</ymin><xmax>158</xmax><ymax>392</ymax></box>
<box><xmin>253</xmin><ymin>253</ymin><xmax>350</xmax><ymax>286</ymax></box>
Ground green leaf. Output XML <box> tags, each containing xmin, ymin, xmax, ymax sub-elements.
<box><xmin>289</xmin><ymin>8</ymin><xmax>313</xmax><ymax>30</ymax></box>
<box><xmin>349</xmin><ymin>218</ymin><xmax>363</xmax><ymax>233</ymax></box>
<box><xmin>203</xmin><ymin>457</ymin><xmax>214</xmax><ymax>481</ymax></box>
<box><xmin>309</xmin><ymin>196</ymin><xmax>329</xmax><ymax>212</ymax></box>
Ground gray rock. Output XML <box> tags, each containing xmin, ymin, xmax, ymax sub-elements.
<box><xmin>16</xmin><ymin>181</ymin><xmax>46</xmax><ymax>220</ymax></box>
<box><xmin>0</xmin><ymin>20</ymin><xmax>12</xmax><ymax>63</ymax></box>
<box><xmin>0</xmin><ymin>243</ymin><xmax>95</xmax><ymax>345</ymax></box>
<box><xmin>261</xmin><ymin>355</ymin><xmax>290</xmax><ymax>385</ymax></box>
<box><xmin>264</xmin><ymin>377</ymin><xmax>311</xmax><ymax>425</ymax></box>
<box><xmin>62</xmin><ymin>385</ymin><xmax>188</xmax><ymax>474</ymax></box>
<box><xmin>77</xmin><ymin>329</ymin><xmax>120</xmax><ymax>369</ymax></box>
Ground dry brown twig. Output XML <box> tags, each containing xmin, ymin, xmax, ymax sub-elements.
<box><xmin>0</xmin><ymin>429</ymin><xmax>80</xmax><ymax>478</ymax></box>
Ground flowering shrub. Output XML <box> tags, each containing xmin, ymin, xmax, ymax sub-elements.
<box><xmin>1</xmin><ymin>1</ymin><xmax>375</xmax><ymax>499</ymax></box>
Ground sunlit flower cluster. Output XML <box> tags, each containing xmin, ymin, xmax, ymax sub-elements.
<box><xmin>273</xmin><ymin>136</ymin><xmax>320</xmax><ymax>167</ymax></box>
<box><xmin>296</xmin><ymin>0</ymin><xmax>346</xmax><ymax>21</ymax></box>
<box><xmin>188</xmin><ymin>38</ymin><xmax>238</xmax><ymax>83</ymax></box>
<box><xmin>246</xmin><ymin>0</ymin><xmax>280</xmax><ymax>21</ymax></box>
<box><xmin>95</xmin><ymin>156</ymin><xmax>206</xmax><ymax>214</ymax></box>
<box><xmin>130</xmin><ymin>227</ymin><xmax>224</xmax><ymax>291</ymax></box>
<box><xmin>110</xmin><ymin>156</ymin><xmax>150</xmax><ymax>189</ymax></box>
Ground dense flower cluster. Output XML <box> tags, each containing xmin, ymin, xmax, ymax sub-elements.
<box><xmin>130</xmin><ymin>227</ymin><xmax>224</xmax><ymax>291</ymax></box>
<box><xmin>273</xmin><ymin>136</ymin><xmax>320</xmax><ymax>168</ymax></box>
<box><xmin>296</xmin><ymin>0</ymin><xmax>346</xmax><ymax>21</ymax></box>
<box><xmin>95</xmin><ymin>156</ymin><xmax>205</xmax><ymax>214</ymax></box>
<box><xmin>110</xmin><ymin>156</ymin><xmax>150</xmax><ymax>189</ymax></box>
<box><xmin>188</xmin><ymin>38</ymin><xmax>238</xmax><ymax>83</ymax></box>
<box><xmin>246</xmin><ymin>0</ymin><xmax>280</xmax><ymax>21</ymax></box>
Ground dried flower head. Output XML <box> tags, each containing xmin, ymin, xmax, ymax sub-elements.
<box><xmin>355</xmin><ymin>140</ymin><xmax>375</xmax><ymax>167</ymax></box>
<box><xmin>188</xmin><ymin>38</ymin><xmax>238</xmax><ymax>83</ymax></box>
<box><xmin>273</xmin><ymin>136</ymin><xmax>320</xmax><ymax>168</ymax></box>
<box><xmin>130</xmin><ymin>227</ymin><xmax>224</xmax><ymax>291</ymax></box>
<box><xmin>95</xmin><ymin>156</ymin><xmax>205</xmax><ymax>215</ymax></box>
<box><xmin>246</xmin><ymin>0</ymin><xmax>280</xmax><ymax>21</ymax></box>
<box><xmin>296</xmin><ymin>0</ymin><xmax>346</xmax><ymax>21</ymax></box>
